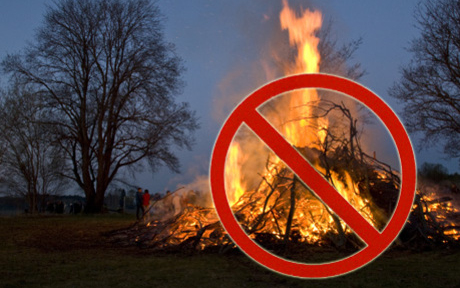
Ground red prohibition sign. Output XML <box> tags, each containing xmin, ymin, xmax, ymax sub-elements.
<box><xmin>210</xmin><ymin>73</ymin><xmax>416</xmax><ymax>278</ymax></box>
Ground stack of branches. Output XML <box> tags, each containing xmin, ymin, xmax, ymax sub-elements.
<box><xmin>108</xmin><ymin>100</ymin><xmax>406</xmax><ymax>252</ymax></box>
<box><xmin>401</xmin><ymin>186</ymin><xmax>460</xmax><ymax>249</ymax></box>
<box><xmin>231</xmin><ymin>100</ymin><xmax>400</xmax><ymax>251</ymax></box>
<box><xmin>107</xmin><ymin>204</ymin><xmax>231</xmax><ymax>251</ymax></box>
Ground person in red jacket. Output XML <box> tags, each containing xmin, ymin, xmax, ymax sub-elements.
<box><xmin>142</xmin><ymin>189</ymin><xmax>151</xmax><ymax>212</ymax></box>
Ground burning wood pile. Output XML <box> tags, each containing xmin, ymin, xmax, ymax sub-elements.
<box><xmin>108</xmin><ymin>190</ymin><xmax>228</xmax><ymax>251</ymax></box>
<box><xmin>401</xmin><ymin>182</ymin><xmax>460</xmax><ymax>248</ymax></box>
<box><xmin>107</xmin><ymin>164</ymin><xmax>460</xmax><ymax>252</ymax></box>
<box><xmin>106</xmin><ymin>93</ymin><xmax>403</xmax><ymax>252</ymax></box>
<box><xmin>107</xmin><ymin>155</ymin><xmax>460</xmax><ymax>252</ymax></box>
<box><xmin>108</xmin><ymin>0</ymin><xmax>460</xmax><ymax>253</ymax></box>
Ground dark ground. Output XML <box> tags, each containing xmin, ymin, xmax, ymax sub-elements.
<box><xmin>0</xmin><ymin>214</ymin><xmax>459</xmax><ymax>288</ymax></box>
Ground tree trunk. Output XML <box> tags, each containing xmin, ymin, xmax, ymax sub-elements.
<box><xmin>84</xmin><ymin>192</ymin><xmax>104</xmax><ymax>213</ymax></box>
<box><xmin>84</xmin><ymin>180</ymin><xmax>109</xmax><ymax>213</ymax></box>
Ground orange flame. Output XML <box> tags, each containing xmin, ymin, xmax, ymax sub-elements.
<box><xmin>279</xmin><ymin>0</ymin><xmax>327</xmax><ymax>148</ymax></box>
<box><xmin>280</xmin><ymin>0</ymin><xmax>322</xmax><ymax>75</ymax></box>
<box><xmin>224</xmin><ymin>1</ymin><xmax>378</xmax><ymax>244</ymax></box>
<box><xmin>225</xmin><ymin>142</ymin><xmax>246</xmax><ymax>206</ymax></box>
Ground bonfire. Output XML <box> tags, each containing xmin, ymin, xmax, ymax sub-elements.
<box><xmin>108</xmin><ymin>0</ymin><xmax>460</xmax><ymax>253</ymax></box>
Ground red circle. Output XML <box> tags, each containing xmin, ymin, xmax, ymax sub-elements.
<box><xmin>210</xmin><ymin>74</ymin><xmax>416</xmax><ymax>278</ymax></box>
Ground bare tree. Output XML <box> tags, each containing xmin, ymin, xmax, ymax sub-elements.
<box><xmin>318</xmin><ymin>20</ymin><xmax>365</xmax><ymax>80</ymax></box>
<box><xmin>0</xmin><ymin>88</ymin><xmax>68</xmax><ymax>213</ymax></box>
<box><xmin>389</xmin><ymin>0</ymin><xmax>460</xmax><ymax>161</ymax></box>
<box><xmin>2</xmin><ymin>0</ymin><xmax>198</xmax><ymax>212</ymax></box>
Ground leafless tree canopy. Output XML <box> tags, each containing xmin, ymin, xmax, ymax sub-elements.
<box><xmin>389</xmin><ymin>0</ymin><xmax>460</xmax><ymax>160</ymax></box>
<box><xmin>1</xmin><ymin>0</ymin><xmax>198</xmax><ymax>212</ymax></box>
<box><xmin>0</xmin><ymin>88</ymin><xmax>69</xmax><ymax>213</ymax></box>
<box><xmin>318</xmin><ymin>20</ymin><xmax>365</xmax><ymax>80</ymax></box>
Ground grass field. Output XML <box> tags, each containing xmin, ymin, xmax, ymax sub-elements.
<box><xmin>0</xmin><ymin>214</ymin><xmax>459</xmax><ymax>288</ymax></box>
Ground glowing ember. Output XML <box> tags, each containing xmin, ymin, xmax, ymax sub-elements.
<box><xmin>418</xmin><ymin>192</ymin><xmax>460</xmax><ymax>241</ymax></box>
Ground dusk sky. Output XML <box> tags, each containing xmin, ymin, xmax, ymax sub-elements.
<box><xmin>1</xmin><ymin>0</ymin><xmax>458</xmax><ymax>195</ymax></box>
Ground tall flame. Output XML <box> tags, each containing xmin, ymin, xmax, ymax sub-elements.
<box><xmin>225</xmin><ymin>142</ymin><xmax>246</xmax><ymax>206</ymax></box>
<box><xmin>224</xmin><ymin>0</ymin><xmax>378</xmax><ymax>243</ymax></box>
<box><xmin>225</xmin><ymin>0</ymin><xmax>325</xmax><ymax>209</ymax></box>
<box><xmin>280</xmin><ymin>0</ymin><xmax>322</xmax><ymax>75</ymax></box>
<box><xmin>279</xmin><ymin>0</ymin><xmax>327</xmax><ymax>148</ymax></box>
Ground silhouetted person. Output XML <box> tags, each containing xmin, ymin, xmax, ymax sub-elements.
<box><xmin>119</xmin><ymin>189</ymin><xmax>126</xmax><ymax>213</ymax></box>
<box><xmin>136</xmin><ymin>187</ymin><xmax>144</xmax><ymax>219</ymax></box>
<box><xmin>55</xmin><ymin>201</ymin><xmax>64</xmax><ymax>214</ymax></box>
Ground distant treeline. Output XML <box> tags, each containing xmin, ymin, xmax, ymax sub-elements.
<box><xmin>0</xmin><ymin>195</ymin><xmax>85</xmax><ymax>215</ymax></box>
<box><xmin>0</xmin><ymin>191</ymin><xmax>137</xmax><ymax>215</ymax></box>
<box><xmin>418</xmin><ymin>162</ymin><xmax>460</xmax><ymax>184</ymax></box>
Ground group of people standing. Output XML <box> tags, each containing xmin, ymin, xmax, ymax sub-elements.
<box><xmin>136</xmin><ymin>187</ymin><xmax>150</xmax><ymax>219</ymax></box>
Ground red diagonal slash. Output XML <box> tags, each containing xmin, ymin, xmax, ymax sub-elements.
<box><xmin>244</xmin><ymin>109</ymin><xmax>381</xmax><ymax>245</ymax></box>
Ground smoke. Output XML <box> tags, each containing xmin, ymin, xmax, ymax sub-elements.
<box><xmin>147</xmin><ymin>173</ymin><xmax>212</xmax><ymax>221</ymax></box>
<box><xmin>164</xmin><ymin>154</ymin><xmax>212</xmax><ymax>207</ymax></box>
<box><xmin>212</xmin><ymin>1</ymin><xmax>287</xmax><ymax>124</ymax></box>
<box><xmin>175</xmin><ymin>174</ymin><xmax>212</xmax><ymax>208</ymax></box>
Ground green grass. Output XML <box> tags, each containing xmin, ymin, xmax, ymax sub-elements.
<box><xmin>0</xmin><ymin>214</ymin><xmax>459</xmax><ymax>288</ymax></box>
